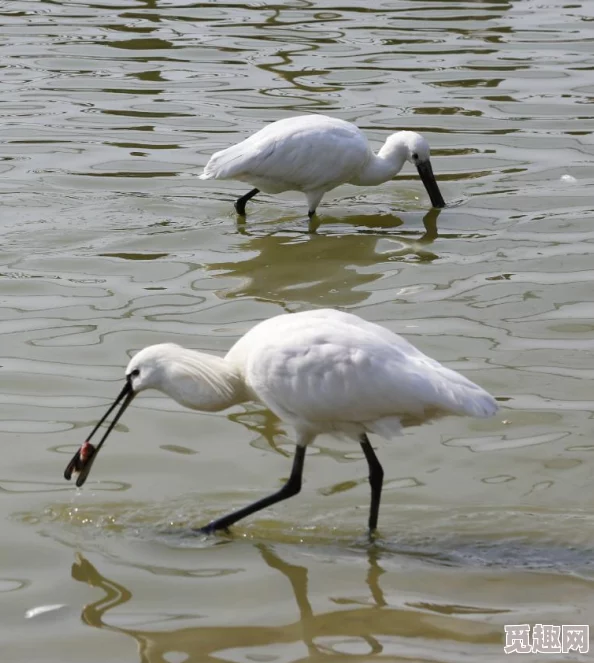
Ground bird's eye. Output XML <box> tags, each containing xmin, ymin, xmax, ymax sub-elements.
<box><xmin>412</xmin><ymin>152</ymin><xmax>419</xmax><ymax>160</ymax></box>
<box><xmin>129</xmin><ymin>369</ymin><xmax>140</xmax><ymax>379</ymax></box>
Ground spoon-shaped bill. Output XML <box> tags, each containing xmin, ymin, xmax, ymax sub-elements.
<box><xmin>64</xmin><ymin>381</ymin><xmax>135</xmax><ymax>488</ymax></box>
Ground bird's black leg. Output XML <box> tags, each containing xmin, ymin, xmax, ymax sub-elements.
<box><xmin>307</xmin><ymin>209</ymin><xmax>316</xmax><ymax>219</ymax></box>
<box><xmin>198</xmin><ymin>445</ymin><xmax>306</xmax><ymax>534</ymax></box>
<box><xmin>359</xmin><ymin>434</ymin><xmax>384</xmax><ymax>534</ymax></box>
<box><xmin>234</xmin><ymin>188</ymin><xmax>259</xmax><ymax>216</ymax></box>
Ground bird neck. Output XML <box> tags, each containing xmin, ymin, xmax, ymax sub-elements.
<box><xmin>163</xmin><ymin>351</ymin><xmax>246</xmax><ymax>413</ymax></box>
<box><xmin>351</xmin><ymin>142</ymin><xmax>408</xmax><ymax>186</ymax></box>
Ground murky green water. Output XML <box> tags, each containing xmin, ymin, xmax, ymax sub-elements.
<box><xmin>1</xmin><ymin>1</ymin><xmax>594</xmax><ymax>661</ymax></box>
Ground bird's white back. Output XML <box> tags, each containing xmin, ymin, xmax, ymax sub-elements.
<box><xmin>200</xmin><ymin>115</ymin><xmax>372</xmax><ymax>194</ymax></box>
<box><xmin>225</xmin><ymin>309</ymin><xmax>497</xmax><ymax>441</ymax></box>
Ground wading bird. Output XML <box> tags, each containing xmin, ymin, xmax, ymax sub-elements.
<box><xmin>199</xmin><ymin>115</ymin><xmax>446</xmax><ymax>218</ymax></box>
<box><xmin>65</xmin><ymin>309</ymin><xmax>497</xmax><ymax>535</ymax></box>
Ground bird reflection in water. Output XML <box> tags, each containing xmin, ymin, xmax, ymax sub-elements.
<box><xmin>213</xmin><ymin>208</ymin><xmax>442</xmax><ymax>310</ymax></box>
<box><xmin>71</xmin><ymin>539</ymin><xmax>500</xmax><ymax>662</ymax></box>
<box><xmin>71</xmin><ymin>546</ymin><xmax>389</xmax><ymax>661</ymax></box>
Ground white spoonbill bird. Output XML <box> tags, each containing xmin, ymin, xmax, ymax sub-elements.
<box><xmin>199</xmin><ymin>114</ymin><xmax>446</xmax><ymax>218</ymax></box>
<box><xmin>65</xmin><ymin>309</ymin><xmax>496</xmax><ymax>535</ymax></box>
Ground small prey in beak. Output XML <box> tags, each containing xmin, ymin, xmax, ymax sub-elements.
<box><xmin>64</xmin><ymin>379</ymin><xmax>135</xmax><ymax>488</ymax></box>
<box><xmin>64</xmin><ymin>440</ymin><xmax>97</xmax><ymax>483</ymax></box>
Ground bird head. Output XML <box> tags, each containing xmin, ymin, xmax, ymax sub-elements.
<box><xmin>384</xmin><ymin>131</ymin><xmax>445</xmax><ymax>208</ymax></box>
<box><xmin>385</xmin><ymin>131</ymin><xmax>430</xmax><ymax>166</ymax></box>
<box><xmin>124</xmin><ymin>343</ymin><xmax>179</xmax><ymax>394</ymax></box>
<box><xmin>62</xmin><ymin>344</ymin><xmax>182</xmax><ymax>488</ymax></box>
<box><xmin>63</xmin><ymin>344</ymin><xmax>242</xmax><ymax>488</ymax></box>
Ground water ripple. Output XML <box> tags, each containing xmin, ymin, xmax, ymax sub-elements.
<box><xmin>2</xmin><ymin>1</ymin><xmax>594</xmax><ymax>659</ymax></box>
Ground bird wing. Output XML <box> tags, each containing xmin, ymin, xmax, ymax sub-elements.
<box><xmin>200</xmin><ymin>115</ymin><xmax>371</xmax><ymax>191</ymax></box>
<box><xmin>242</xmin><ymin>312</ymin><xmax>497</xmax><ymax>439</ymax></box>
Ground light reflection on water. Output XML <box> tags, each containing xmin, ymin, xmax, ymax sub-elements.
<box><xmin>1</xmin><ymin>0</ymin><xmax>594</xmax><ymax>661</ymax></box>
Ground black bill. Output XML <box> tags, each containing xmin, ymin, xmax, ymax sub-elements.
<box><xmin>416</xmin><ymin>160</ymin><xmax>445</xmax><ymax>209</ymax></box>
<box><xmin>64</xmin><ymin>380</ymin><xmax>135</xmax><ymax>488</ymax></box>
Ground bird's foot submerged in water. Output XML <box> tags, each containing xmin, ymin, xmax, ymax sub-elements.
<box><xmin>234</xmin><ymin>200</ymin><xmax>247</xmax><ymax>216</ymax></box>
<box><xmin>234</xmin><ymin>188</ymin><xmax>259</xmax><ymax>216</ymax></box>
<box><xmin>367</xmin><ymin>528</ymin><xmax>381</xmax><ymax>544</ymax></box>
<box><xmin>195</xmin><ymin>523</ymin><xmax>231</xmax><ymax>537</ymax></box>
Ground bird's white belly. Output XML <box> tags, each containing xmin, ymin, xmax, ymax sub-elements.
<box><xmin>277</xmin><ymin>415</ymin><xmax>404</xmax><ymax>445</ymax></box>
<box><xmin>237</xmin><ymin>173</ymin><xmax>336</xmax><ymax>196</ymax></box>
<box><xmin>238</xmin><ymin>174</ymin><xmax>296</xmax><ymax>194</ymax></box>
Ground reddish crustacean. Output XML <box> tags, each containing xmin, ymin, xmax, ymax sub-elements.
<box><xmin>78</xmin><ymin>440</ymin><xmax>96</xmax><ymax>465</ymax></box>
<box><xmin>64</xmin><ymin>440</ymin><xmax>97</xmax><ymax>483</ymax></box>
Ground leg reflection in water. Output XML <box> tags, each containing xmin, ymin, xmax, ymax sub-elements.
<box><xmin>71</xmin><ymin>539</ymin><xmax>500</xmax><ymax>662</ymax></box>
<box><xmin>256</xmin><ymin>543</ymin><xmax>385</xmax><ymax>656</ymax></box>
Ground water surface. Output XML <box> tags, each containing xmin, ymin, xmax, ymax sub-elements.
<box><xmin>1</xmin><ymin>1</ymin><xmax>594</xmax><ymax>661</ymax></box>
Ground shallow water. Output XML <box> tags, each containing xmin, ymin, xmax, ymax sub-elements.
<box><xmin>1</xmin><ymin>0</ymin><xmax>594</xmax><ymax>661</ymax></box>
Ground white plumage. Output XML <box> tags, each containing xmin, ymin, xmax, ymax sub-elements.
<box><xmin>65</xmin><ymin>309</ymin><xmax>496</xmax><ymax>535</ymax></box>
<box><xmin>200</xmin><ymin>115</ymin><xmax>446</xmax><ymax>217</ymax></box>
<box><xmin>227</xmin><ymin>309</ymin><xmax>496</xmax><ymax>436</ymax></box>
